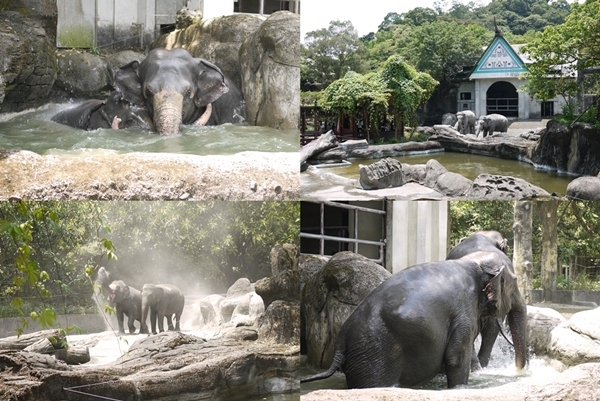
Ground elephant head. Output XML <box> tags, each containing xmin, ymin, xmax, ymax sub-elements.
<box><xmin>114</xmin><ymin>48</ymin><xmax>229</xmax><ymax>135</ymax></box>
<box><xmin>468</xmin><ymin>251</ymin><xmax>528</xmax><ymax>370</ymax></box>
<box><xmin>107</xmin><ymin>280</ymin><xmax>131</xmax><ymax>304</ymax></box>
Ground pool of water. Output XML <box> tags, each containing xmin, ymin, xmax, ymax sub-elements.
<box><xmin>304</xmin><ymin>151</ymin><xmax>573</xmax><ymax>196</ymax></box>
<box><xmin>301</xmin><ymin>335</ymin><xmax>560</xmax><ymax>395</ymax></box>
<box><xmin>0</xmin><ymin>104</ymin><xmax>299</xmax><ymax>156</ymax></box>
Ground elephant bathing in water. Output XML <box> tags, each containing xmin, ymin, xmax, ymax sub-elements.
<box><xmin>141</xmin><ymin>284</ymin><xmax>185</xmax><ymax>334</ymax></box>
<box><xmin>96</xmin><ymin>267</ymin><xmax>143</xmax><ymax>335</ymax></box>
<box><xmin>446</xmin><ymin>231</ymin><xmax>513</xmax><ymax>371</ymax></box>
<box><xmin>52</xmin><ymin>48</ymin><xmax>244</xmax><ymax>135</ymax></box>
<box><xmin>301</xmin><ymin>251</ymin><xmax>528</xmax><ymax>389</ymax></box>
<box><xmin>476</xmin><ymin>113</ymin><xmax>509</xmax><ymax>138</ymax></box>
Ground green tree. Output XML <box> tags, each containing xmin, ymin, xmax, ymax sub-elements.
<box><xmin>0</xmin><ymin>202</ymin><xmax>115</xmax><ymax>334</ymax></box>
<box><xmin>521</xmin><ymin>0</ymin><xmax>600</xmax><ymax>114</ymax></box>
<box><xmin>302</xmin><ymin>20</ymin><xmax>370</xmax><ymax>89</ymax></box>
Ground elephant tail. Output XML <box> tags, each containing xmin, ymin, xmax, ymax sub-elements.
<box><xmin>300</xmin><ymin>350</ymin><xmax>344</xmax><ymax>383</ymax></box>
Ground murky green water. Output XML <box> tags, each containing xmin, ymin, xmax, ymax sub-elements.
<box><xmin>313</xmin><ymin>152</ymin><xmax>573</xmax><ymax>196</ymax></box>
<box><xmin>0</xmin><ymin>104</ymin><xmax>299</xmax><ymax>156</ymax></box>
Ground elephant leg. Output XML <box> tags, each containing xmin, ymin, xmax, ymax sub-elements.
<box><xmin>157</xmin><ymin>313</ymin><xmax>165</xmax><ymax>332</ymax></box>
<box><xmin>150</xmin><ymin>308</ymin><xmax>158</xmax><ymax>334</ymax></box>
<box><xmin>127</xmin><ymin>313</ymin><xmax>136</xmax><ymax>334</ymax></box>
<box><xmin>174</xmin><ymin>314</ymin><xmax>181</xmax><ymax>331</ymax></box>
<box><xmin>478</xmin><ymin>318</ymin><xmax>501</xmax><ymax>368</ymax></box>
<box><xmin>444</xmin><ymin>328</ymin><xmax>473</xmax><ymax>388</ymax></box>
<box><xmin>470</xmin><ymin>344</ymin><xmax>482</xmax><ymax>371</ymax></box>
<box><xmin>116</xmin><ymin>306</ymin><xmax>125</xmax><ymax>335</ymax></box>
<box><xmin>166</xmin><ymin>315</ymin><xmax>175</xmax><ymax>331</ymax></box>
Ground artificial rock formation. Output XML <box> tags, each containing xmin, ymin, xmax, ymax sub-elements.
<box><xmin>301</xmin><ymin>252</ymin><xmax>391</xmax><ymax>369</ymax></box>
<box><xmin>239</xmin><ymin>11</ymin><xmax>300</xmax><ymax>130</ymax></box>
<box><xmin>0</xmin><ymin>11</ymin><xmax>57</xmax><ymax>112</ymax></box>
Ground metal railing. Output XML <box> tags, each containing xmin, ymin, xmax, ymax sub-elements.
<box><xmin>301</xmin><ymin>200</ymin><xmax>387</xmax><ymax>265</ymax></box>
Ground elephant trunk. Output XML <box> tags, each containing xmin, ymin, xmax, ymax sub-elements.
<box><xmin>141</xmin><ymin>296</ymin><xmax>151</xmax><ymax>333</ymax></box>
<box><xmin>153</xmin><ymin>90</ymin><xmax>183</xmax><ymax>135</ymax></box>
<box><xmin>507</xmin><ymin>300</ymin><xmax>528</xmax><ymax>370</ymax></box>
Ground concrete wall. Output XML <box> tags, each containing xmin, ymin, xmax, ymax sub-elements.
<box><xmin>56</xmin><ymin>0</ymin><xmax>96</xmax><ymax>48</ymax></box>
<box><xmin>386</xmin><ymin>201</ymin><xmax>448</xmax><ymax>274</ymax></box>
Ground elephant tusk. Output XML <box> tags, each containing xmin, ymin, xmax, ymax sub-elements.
<box><xmin>111</xmin><ymin>116</ymin><xmax>122</xmax><ymax>129</ymax></box>
<box><xmin>193</xmin><ymin>103</ymin><xmax>212</xmax><ymax>126</ymax></box>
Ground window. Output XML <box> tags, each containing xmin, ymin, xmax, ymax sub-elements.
<box><xmin>460</xmin><ymin>92</ymin><xmax>472</xmax><ymax>100</ymax></box>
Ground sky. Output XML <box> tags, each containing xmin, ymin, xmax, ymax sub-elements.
<box><xmin>300</xmin><ymin>0</ymin><xmax>490</xmax><ymax>40</ymax></box>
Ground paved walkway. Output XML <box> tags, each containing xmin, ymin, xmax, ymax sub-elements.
<box><xmin>506</xmin><ymin>119</ymin><xmax>549</xmax><ymax>136</ymax></box>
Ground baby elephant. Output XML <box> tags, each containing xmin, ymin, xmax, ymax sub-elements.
<box><xmin>476</xmin><ymin>113</ymin><xmax>509</xmax><ymax>138</ymax></box>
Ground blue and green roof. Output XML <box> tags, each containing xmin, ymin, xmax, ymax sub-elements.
<box><xmin>469</xmin><ymin>35</ymin><xmax>527</xmax><ymax>79</ymax></box>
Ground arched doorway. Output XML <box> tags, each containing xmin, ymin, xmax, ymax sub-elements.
<box><xmin>486</xmin><ymin>81</ymin><xmax>518</xmax><ymax>117</ymax></box>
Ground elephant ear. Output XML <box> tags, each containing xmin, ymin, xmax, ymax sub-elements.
<box><xmin>475</xmin><ymin>251</ymin><xmax>509</xmax><ymax>313</ymax></box>
<box><xmin>114</xmin><ymin>61</ymin><xmax>144</xmax><ymax>107</ymax></box>
<box><xmin>123</xmin><ymin>285</ymin><xmax>131</xmax><ymax>300</ymax></box>
<box><xmin>194</xmin><ymin>59</ymin><xmax>229</xmax><ymax>108</ymax></box>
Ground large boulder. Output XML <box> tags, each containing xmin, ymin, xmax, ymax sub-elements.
<box><xmin>549</xmin><ymin>307</ymin><xmax>600</xmax><ymax>366</ymax></box>
<box><xmin>358</xmin><ymin>158</ymin><xmax>403</xmax><ymax>189</ymax></box>
<box><xmin>566</xmin><ymin>176</ymin><xmax>600</xmax><ymax>200</ymax></box>
<box><xmin>302</xmin><ymin>251</ymin><xmax>391</xmax><ymax>369</ymax></box>
<box><xmin>0</xmin><ymin>11</ymin><xmax>57</xmax><ymax>112</ymax></box>
<box><xmin>531</xmin><ymin>121</ymin><xmax>600</xmax><ymax>176</ymax></box>
<box><xmin>152</xmin><ymin>14</ymin><xmax>264</xmax><ymax>91</ymax></box>
<box><xmin>257</xmin><ymin>300</ymin><xmax>300</xmax><ymax>345</ymax></box>
<box><xmin>270</xmin><ymin>243</ymin><xmax>299</xmax><ymax>275</ymax></box>
<box><xmin>239</xmin><ymin>11</ymin><xmax>300</xmax><ymax>130</ymax></box>
<box><xmin>527</xmin><ymin>306</ymin><xmax>566</xmax><ymax>356</ymax></box>
<box><xmin>255</xmin><ymin>270</ymin><xmax>299</xmax><ymax>309</ymax></box>
<box><xmin>466</xmin><ymin>174</ymin><xmax>550</xmax><ymax>200</ymax></box>
<box><xmin>53</xmin><ymin>50</ymin><xmax>111</xmax><ymax>99</ymax></box>
<box><xmin>299</xmin><ymin>254</ymin><xmax>328</xmax><ymax>292</ymax></box>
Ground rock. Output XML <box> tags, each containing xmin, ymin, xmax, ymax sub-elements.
<box><xmin>299</xmin><ymin>254</ymin><xmax>328</xmax><ymax>292</ymax></box>
<box><xmin>301</xmin><ymin>131</ymin><xmax>339</xmax><ymax>164</ymax></box>
<box><xmin>549</xmin><ymin>307</ymin><xmax>600</xmax><ymax>366</ymax></box>
<box><xmin>195</xmin><ymin>298</ymin><xmax>223</xmax><ymax>329</ymax></box>
<box><xmin>566</xmin><ymin>177</ymin><xmax>600</xmax><ymax>200</ymax></box>
<box><xmin>221</xmin><ymin>278</ymin><xmax>256</xmax><ymax>322</ymax></box>
<box><xmin>54</xmin><ymin>50</ymin><xmax>111</xmax><ymax>98</ymax></box>
<box><xmin>52</xmin><ymin>346</ymin><xmax>90</xmax><ymax>365</ymax></box>
<box><xmin>258</xmin><ymin>300</ymin><xmax>300</xmax><ymax>344</ymax></box>
<box><xmin>0</xmin><ymin>11</ymin><xmax>57</xmax><ymax>112</ymax></box>
<box><xmin>340</xmin><ymin>139</ymin><xmax>368</xmax><ymax>152</ymax></box>
<box><xmin>255</xmin><ymin>270</ymin><xmax>300</xmax><ymax>309</ymax></box>
<box><xmin>152</xmin><ymin>14</ymin><xmax>264</xmax><ymax>91</ymax></box>
<box><xmin>176</xmin><ymin>7</ymin><xmax>203</xmax><ymax>30</ymax></box>
<box><xmin>358</xmin><ymin>158</ymin><xmax>403</xmax><ymax>190</ymax></box>
<box><xmin>270</xmin><ymin>244</ymin><xmax>299</xmax><ymax>275</ymax></box>
<box><xmin>531</xmin><ymin>121</ymin><xmax>600</xmax><ymax>176</ymax></box>
<box><xmin>0</xmin><ymin>331</ymin><xmax>299</xmax><ymax>401</ymax></box>
<box><xmin>240</xmin><ymin>11</ymin><xmax>300</xmax><ymax>129</ymax></box>
<box><xmin>466</xmin><ymin>174</ymin><xmax>550</xmax><ymax>200</ymax></box>
<box><xmin>434</xmin><ymin>172</ymin><xmax>473</xmax><ymax>197</ymax></box>
<box><xmin>302</xmin><ymin>251</ymin><xmax>391</xmax><ymax>369</ymax></box>
<box><xmin>401</xmin><ymin>163</ymin><xmax>427</xmax><ymax>184</ymax></box>
<box><xmin>0</xmin><ymin>150</ymin><xmax>298</xmax><ymax>201</ymax></box>
<box><xmin>423</xmin><ymin>159</ymin><xmax>448</xmax><ymax>188</ymax></box>
<box><xmin>527</xmin><ymin>306</ymin><xmax>566</xmax><ymax>356</ymax></box>
<box><xmin>312</xmin><ymin>141</ymin><xmax>443</xmax><ymax>162</ymax></box>
<box><xmin>1</xmin><ymin>1</ymin><xmax>57</xmax><ymax>44</ymax></box>
<box><xmin>301</xmin><ymin>363</ymin><xmax>600</xmax><ymax>401</ymax></box>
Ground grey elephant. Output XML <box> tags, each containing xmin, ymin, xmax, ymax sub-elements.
<box><xmin>476</xmin><ymin>113</ymin><xmax>509</xmax><ymax>137</ymax></box>
<box><xmin>96</xmin><ymin>267</ymin><xmax>143</xmax><ymax>334</ymax></box>
<box><xmin>301</xmin><ymin>251</ymin><xmax>528</xmax><ymax>389</ymax></box>
<box><xmin>51</xmin><ymin>90</ymin><xmax>154</xmax><ymax>131</ymax></box>
<box><xmin>141</xmin><ymin>284</ymin><xmax>185</xmax><ymax>334</ymax></box>
<box><xmin>454</xmin><ymin>110</ymin><xmax>476</xmax><ymax>135</ymax></box>
<box><xmin>441</xmin><ymin>112</ymin><xmax>457</xmax><ymax>127</ymax></box>
<box><xmin>446</xmin><ymin>231</ymin><xmax>511</xmax><ymax>371</ymax></box>
<box><xmin>116</xmin><ymin>48</ymin><xmax>244</xmax><ymax>135</ymax></box>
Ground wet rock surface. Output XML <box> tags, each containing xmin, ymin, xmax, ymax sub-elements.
<box><xmin>0</xmin><ymin>150</ymin><xmax>298</xmax><ymax>200</ymax></box>
<box><xmin>301</xmin><ymin>252</ymin><xmax>391</xmax><ymax>369</ymax></box>
<box><xmin>467</xmin><ymin>174</ymin><xmax>550</xmax><ymax>200</ymax></box>
<box><xmin>566</xmin><ymin>176</ymin><xmax>600</xmax><ymax>200</ymax></box>
<box><xmin>358</xmin><ymin>158</ymin><xmax>403</xmax><ymax>189</ymax></box>
<box><xmin>0</xmin><ymin>330</ymin><xmax>299</xmax><ymax>401</ymax></box>
<box><xmin>549</xmin><ymin>307</ymin><xmax>600</xmax><ymax>366</ymax></box>
<box><xmin>0</xmin><ymin>11</ymin><xmax>57</xmax><ymax>112</ymax></box>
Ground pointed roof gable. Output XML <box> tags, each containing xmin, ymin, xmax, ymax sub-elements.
<box><xmin>469</xmin><ymin>34</ymin><xmax>527</xmax><ymax>80</ymax></box>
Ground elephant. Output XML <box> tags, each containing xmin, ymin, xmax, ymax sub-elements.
<box><xmin>476</xmin><ymin>113</ymin><xmax>509</xmax><ymax>137</ymax></box>
<box><xmin>454</xmin><ymin>110</ymin><xmax>476</xmax><ymax>135</ymax></box>
<box><xmin>96</xmin><ymin>267</ymin><xmax>143</xmax><ymax>335</ymax></box>
<box><xmin>51</xmin><ymin>90</ymin><xmax>154</xmax><ymax>131</ymax></box>
<box><xmin>114</xmin><ymin>48</ymin><xmax>245</xmax><ymax>135</ymax></box>
<box><xmin>141</xmin><ymin>284</ymin><xmax>185</xmax><ymax>334</ymax></box>
<box><xmin>446</xmin><ymin>231</ymin><xmax>511</xmax><ymax>370</ymax></box>
<box><xmin>301</xmin><ymin>251</ymin><xmax>528</xmax><ymax>389</ymax></box>
<box><xmin>441</xmin><ymin>112</ymin><xmax>457</xmax><ymax>127</ymax></box>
